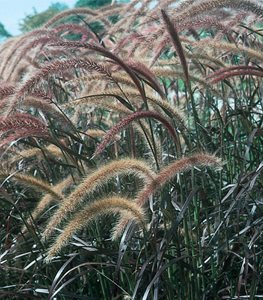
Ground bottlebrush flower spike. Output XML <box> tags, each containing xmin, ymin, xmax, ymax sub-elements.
<box><xmin>5</xmin><ymin>58</ymin><xmax>112</xmax><ymax>116</ymax></box>
<box><xmin>22</xmin><ymin>176</ymin><xmax>73</xmax><ymax>234</ymax></box>
<box><xmin>53</xmin><ymin>23</ymin><xmax>97</xmax><ymax>41</ymax></box>
<box><xmin>0</xmin><ymin>113</ymin><xmax>49</xmax><ymax>148</ymax></box>
<box><xmin>207</xmin><ymin>65</ymin><xmax>263</xmax><ymax>83</ymax></box>
<box><xmin>1</xmin><ymin>29</ymin><xmax>54</xmax><ymax>79</ymax></box>
<box><xmin>125</xmin><ymin>59</ymin><xmax>165</xmax><ymax>98</ymax></box>
<box><xmin>0</xmin><ymin>172</ymin><xmax>62</xmax><ymax>200</ymax></box>
<box><xmin>175</xmin><ymin>0</ymin><xmax>263</xmax><ymax>23</ymax></box>
<box><xmin>112</xmin><ymin>153</ymin><xmax>222</xmax><ymax>239</ymax></box>
<box><xmin>0</xmin><ymin>84</ymin><xmax>15</xmax><ymax>99</ymax></box>
<box><xmin>42</xmin><ymin>158</ymin><xmax>155</xmax><ymax>239</ymax></box>
<box><xmin>48</xmin><ymin>40</ymin><xmax>148</xmax><ymax>104</ymax></box>
<box><xmin>93</xmin><ymin>110</ymin><xmax>179</xmax><ymax>157</ymax></box>
<box><xmin>136</xmin><ymin>153</ymin><xmax>221</xmax><ymax>207</ymax></box>
<box><xmin>23</xmin><ymin>97</ymin><xmax>72</xmax><ymax>130</ymax></box>
<box><xmin>45</xmin><ymin>196</ymin><xmax>146</xmax><ymax>262</ymax></box>
<box><xmin>10</xmin><ymin>144</ymin><xmax>63</xmax><ymax>164</ymax></box>
<box><xmin>0</xmin><ymin>113</ymin><xmax>48</xmax><ymax>135</ymax></box>
<box><xmin>161</xmin><ymin>9</ymin><xmax>190</xmax><ymax>87</ymax></box>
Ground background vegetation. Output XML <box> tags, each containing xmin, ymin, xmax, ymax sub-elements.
<box><xmin>0</xmin><ymin>0</ymin><xmax>262</xmax><ymax>299</ymax></box>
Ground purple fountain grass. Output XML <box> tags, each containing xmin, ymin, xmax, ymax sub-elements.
<box><xmin>117</xmin><ymin>0</ymin><xmax>153</xmax><ymax>35</ymax></box>
<box><xmin>45</xmin><ymin>196</ymin><xmax>146</xmax><ymax>262</ymax></box>
<box><xmin>86</xmin><ymin>129</ymin><xmax>122</xmax><ymax>144</ymax></box>
<box><xmin>112</xmin><ymin>32</ymin><xmax>146</xmax><ymax>54</ymax></box>
<box><xmin>23</xmin><ymin>97</ymin><xmax>72</xmax><ymax>130</ymax></box>
<box><xmin>177</xmin><ymin>16</ymin><xmax>237</xmax><ymax>41</ymax></box>
<box><xmin>106</xmin><ymin>0</ymin><xmax>142</xmax><ymax>36</ymax></box>
<box><xmin>10</xmin><ymin>144</ymin><xmax>63</xmax><ymax>165</ymax></box>
<box><xmin>0</xmin><ymin>37</ymin><xmax>15</xmax><ymax>58</ymax></box>
<box><xmin>0</xmin><ymin>29</ymin><xmax>54</xmax><ymax>80</ymax></box>
<box><xmin>87</xmin><ymin>3</ymin><xmax>126</xmax><ymax>27</ymax></box>
<box><xmin>207</xmin><ymin>65</ymin><xmax>263</xmax><ymax>83</ymax></box>
<box><xmin>135</xmin><ymin>153</ymin><xmax>221</xmax><ymax>207</ymax></box>
<box><xmin>0</xmin><ymin>113</ymin><xmax>48</xmax><ymax>134</ymax></box>
<box><xmin>42</xmin><ymin>158</ymin><xmax>156</xmax><ymax>239</ymax></box>
<box><xmin>211</xmin><ymin>69</ymin><xmax>263</xmax><ymax>82</ymax></box>
<box><xmin>9</xmin><ymin>62</ymin><xmax>33</xmax><ymax>84</ymax></box>
<box><xmin>0</xmin><ymin>113</ymin><xmax>49</xmax><ymax>148</ymax></box>
<box><xmin>175</xmin><ymin>0</ymin><xmax>263</xmax><ymax>24</ymax></box>
<box><xmin>30</xmin><ymin>89</ymin><xmax>53</xmax><ymax>100</ymax></box>
<box><xmin>149</xmin><ymin>37</ymin><xmax>169</xmax><ymax>67</ymax></box>
<box><xmin>48</xmin><ymin>40</ymin><xmax>148</xmax><ymax>103</ymax></box>
<box><xmin>161</xmin><ymin>10</ymin><xmax>190</xmax><ymax>87</ymax></box>
<box><xmin>93</xmin><ymin>110</ymin><xmax>179</xmax><ymax>158</ymax></box>
<box><xmin>80</xmin><ymin>85</ymin><xmax>186</xmax><ymax>130</ymax></box>
<box><xmin>0</xmin><ymin>131</ymin><xmax>46</xmax><ymax>149</ymax></box>
<box><xmin>0</xmin><ymin>84</ymin><xmax>15</xmax><ymax>100</ymax></box>
<box><xmin>44</xmin><ymin>5</ymin><xmax>125</xmax><ymax>32</ymax></box>
<box><xmin>20</xmin><ymin>26</ymin><xmax>91</xmax><ymax>55</ymax></box>
<box><xmin>162</xmin><ymin>0</ymin><xmax>195</xmax><ymax>11</ymax></box>
<box><xmin>227</xmin><ymin>0</ymin><xmax>263</xmax><ymax>17</ymax></box>
<box><xmin>0</xmin><ymin>172</ymin><xmax>62</xmax><ymax>200</ymax></box>
<box><xmin>125</xmin><ymin>59</ymin><xmax>165</xmax><ymax>98</ymax></box>
<box><xmin>112</xmin><ymin>153</ymin><xmax>221</xmax><ymax>239</ymax></box>
<box><xmin>180</xmin><ymin>16</ymin><xmax>229</xmax><ymax>33</ymax></box>
<box><xmin>22</xmin><ymin>175</ymin><xmax>73</xmax><ymax>234</ymax></box>
<box><xmin>4</xmin><ymin>58</ymin><xmax>112</xmax><ymax>116</ymax></box>
<box><xmin>193</xmin><ymin>39</ymin><xmax>263</xmax><ymax>63</ymax></box>
<box><xmin>18</xmin><ymin>35</ymin><xmax>61</xmax><ymax>56</ymax></box>
<box><xmin>53</xmin><ymin>24</ymin><xmax>97</xmax><ymax>43</ymax></box>
<box><xmin>215</xmin><ymin>11</ymin><xmax>248</xmax><ymax>37</ymax></box>
<box><xmin>207</xmin><ymin>65</ymin><xmax>263</xmax><ymax>78</ymax></box>
<box><xmin>53</xmin><ymin>23</ymin><xmax>96</xmax><ymax>39</ymax></box>
<box><xmin>36</xmin><ymin>49</ymin><xmax>68</xmax><ymax>65</ymax></box>
<box><xmin>5</xmin><ymin>34</ymin><xmax>67</xmax><ymax>81</ymax></box>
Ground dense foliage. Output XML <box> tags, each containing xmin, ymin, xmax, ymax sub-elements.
<box><xmin>0</xmin><ymin>0</ymin><xmax>262</xmax><ymax>299</ymax></box>
<box><xmin>75</xmin><ymin>0</ymin><xmax>112</xmax><ymax>9</ymax></box>
<box><xmin>0</xmin><ymin>22</ymin><xmax>11</xmax><ymax>39</ymax></box>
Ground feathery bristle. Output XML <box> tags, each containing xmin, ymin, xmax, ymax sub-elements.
<box><xmin>45</xmin><ymin>196</ymin><xmax>145</xmax><ymax>261</ymax></box>
<box><xmin>112</xmin><ymin>153</ymin><xmax>221</xmax><ymax>239</ymax></box>
<box><xmin>161</xmin><ymin>10</ymin><xmax>189</xmax><ymax>86</ymax></box>
<box><xmin>93</xmin><ymin>110</ymin><xmax>179</xmax><ymax>157</ymax></box>
<box><xmin>0</xmin><ymin>172</ymin><xmax>62</xmax><ymax>200</ymax></box>
<box><xmin>42</xmin><ymin>158</ymin><xmax>155</xmax><ymax>239</ymax></box>
<box><xmin>22</xmin><ymin>176</ymin><xmax>73</xmax><ymax>233</ymax></box>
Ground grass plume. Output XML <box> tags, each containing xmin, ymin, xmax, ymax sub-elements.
<box><xmin>42</xmin><ymin>158</ymin><xmax>155</xmax><ymax>239</ymax></box>
<box><xmin>93</xmin><ymin>110</ymin><xmax>179</xmax><ymax>157</ymax></box>
<box><xmin>22</xmin><ymin>176</ymin><xmax>73</xmax><ymax>233</ymax></box>
<box><xmin>161</xmin><ymin>10</ymin><xmax>189</xmax><ymax>86</ymax></box>
<box><xmin>5</xmin><ymin>58</ymin><xmax>112</xmax><ymax>116</ymax></box>
<box><xmin>112</xmin><ymin>153</ymin><xmax>221</xmax><ymax>239</ymax></box>
<box><xmin>0</xmin><ymin>172</ymin><xmax>62</xmax><ymax>200</ymax></box>
<box><xmin>45</xmin><ymin>196</ymin><xmax>145</xmax><ymax>261</ymax></box>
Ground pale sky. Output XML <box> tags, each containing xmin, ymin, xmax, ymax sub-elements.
<box><xmin>0</xmin><ymin>0</ymin><xmax>76</xmax><ymax>36</ymax></box>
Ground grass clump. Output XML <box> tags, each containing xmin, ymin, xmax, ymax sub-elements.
<box><xmin>0</xmin><ymin>0</ymin><xmax>262</xmax><ymax>299</ymax></box>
